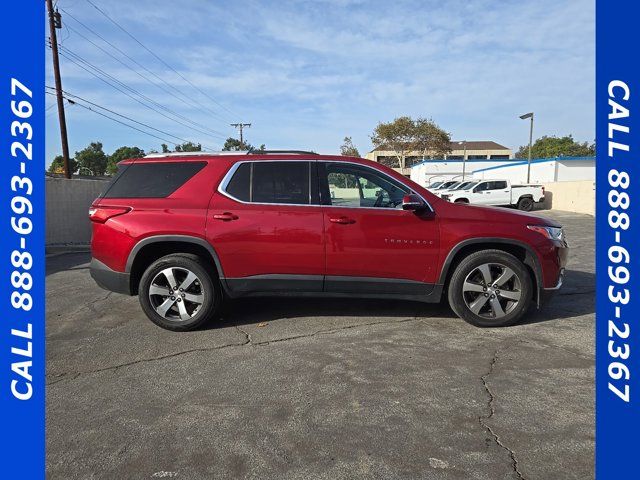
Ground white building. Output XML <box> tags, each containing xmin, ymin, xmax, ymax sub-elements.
<box><xmin>410</xmin><ymin>156</ymin><xmax>595</xmax><ymax>187</ymax></box>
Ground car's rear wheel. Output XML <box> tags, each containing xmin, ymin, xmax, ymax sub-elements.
<box><xmin>139</xmin><ymin>254</ymin><xmax>221</xmax><ymax>331</ymax></box>
<box><xmin>517</xmin><ymin>196</ymin><xmax>534</xmax><ymax>211</ymax></box>
<box><xmin>447</xmin><ymin>250</ymin><xmax>532</xmax><ymax>327</ymax></box>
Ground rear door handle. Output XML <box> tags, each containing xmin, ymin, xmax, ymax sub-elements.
<box><xmin>329</xmin><ymin>216</ymin><xmax>355</xmax><ymax>225</ymax></box>
<box><xmin>213</xmin><ymin>212</ymin><xmax>239</xmax><ymax>221</ymax></box>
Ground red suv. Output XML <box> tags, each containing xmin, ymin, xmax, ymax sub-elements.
<box><xmin>89</xmin><ymin>151</ymin><xmax>567</xmax><ymax>331</ymax></box>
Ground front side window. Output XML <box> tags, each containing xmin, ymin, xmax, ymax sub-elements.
<box><xmin>475</xmin><ymin>182</ymin><xmax>489</xmax><ymax>192</ymax></box>
<box><xmin>322</xmin><ymin>163</ymin><xmax>410</xmax><ymax>209</ymax></box>
<box><xmin>222</xmin><ymin>161</ymin><xmax>310</xmax><ymax>205</ymax></box>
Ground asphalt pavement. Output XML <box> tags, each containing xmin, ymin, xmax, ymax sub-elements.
<box><xmin>46</xmin><ymin>210</ymin><xmax>594</xmax><ymax>480</ymax></box>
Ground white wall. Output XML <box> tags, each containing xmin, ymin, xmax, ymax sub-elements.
<box><xmin>410</xmin><ymin>159</ymin><xmax>513</xmax><ymax>186</ymax></box>
<box><xmin>411</xmin><ymin>158</ymin><xmax>595</xmax><ymax>187</ymax></box>
<box><xmin>472</xmin><ymin>159</ymin><xmax>594</xmax><ymax>184</ymax></box>
<box><xmin>542</xmin><ymin>180</ymin><xmax>595</xmax><ymax>215</ymax></box>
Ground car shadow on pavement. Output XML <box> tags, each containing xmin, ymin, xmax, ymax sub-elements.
<box><xmin>46</xmin><ymin>252</ymin><xmax>91</xmax><ymax>276</ymax></box>
<box><xmin>520</xmin><ymin>269</ymin><xmax>595</xmax><ymax>325</ymax></box>
<box><xmin>215</xmin><ymin>268</ymin><xmax>595</xmax><ymax>330</ymax></box>
<box><xmin>216</xmin><ymin>297</ymin><xmax>453</xmax><ymax>328</ymax></box>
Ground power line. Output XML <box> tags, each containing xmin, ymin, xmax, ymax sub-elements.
<box><xmin>45</xmin><ymin>86</ymin><xmax>218</xmax><ymax>150</ymax></box>
<box><xmin>49</xmin><ymin>42</ymin><xmax>226</xmax><ymax>143</ymax></box>
<box><xmin>84</xmin><ymin>0</ymin><xmax>242</xmax><ymax>122</ymax></box>
<box><xmin>45</xmin><ymin>90</ymin><xmax>195</xmax><ymax>148</ymax></box>
<box><xmin>60</xmin><ymin>8</ymin><xmax>232</xmax><ymax>126</ymax></box>
<box><xmin>56</xmin><ymin>42</ymin><xmax>228</xmax><ymax>139</ymax></box>
<box><xmin>49</xmin><ymin>19</ymin><xmax>230</xmax><ymax>137</ymax></box>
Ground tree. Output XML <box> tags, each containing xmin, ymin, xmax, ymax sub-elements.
<box><xmin>174</xmin><ymin>141</ymin><xmax>202</xmax><ymax>152</ymax></box>
<box><xmin>370</xmin><ymin>116</ymin><xmax>451</xmax><ymax>169</ymax></box>
<box><xmin>340</xmin><ymin>136</ymin><xmax>360</xmax><ymax>157</ymax></box>
<box><xmin>48</xmin><ymin>154</ymin><xmax>78</xmax><ymax>175</ymax></box>
<box><xmin>107</xmin><ymin>146</ymin><xmax>145</xmax><ymax>175</ymax></box>
<box><xmin>75</xmin><ymin>142</ymin><xmax>108</xmax><ymax>176</ymax></box>
<box><xmin>222</xmin><ymin>137</ymin><xmax>265</xmax><ymax>152</ymax></box>
<box><xmin>515</xmin><ymin>135</ymin><xmax>595</xmax><ymax>159</ymax></box>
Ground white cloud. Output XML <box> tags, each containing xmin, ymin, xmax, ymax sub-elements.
<box><xmin>47</xmin><ymin>0</ymin><xmax>594</xmax><ymax>158</ymax></box>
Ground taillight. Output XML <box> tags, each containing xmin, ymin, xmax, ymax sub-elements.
<box><xmin>89</xmin><ymin>206</ymin><xmax>131</xmax><ymax>223</ymax></box>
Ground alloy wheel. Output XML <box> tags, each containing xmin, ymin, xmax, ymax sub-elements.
<box><xmin>462</xmin><ymin>263</ymin><xmax>522</xmax><ymax>319</ymax></box>
<box><xmin>148</xmin><ymin>267</ymin><xmax>205</xmax><ymax>321</ymax></box>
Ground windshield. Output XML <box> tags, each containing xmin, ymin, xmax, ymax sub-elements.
<box><xmin>445</xmin><ymin>182</ymin><xmax>461</xmax><ymax>190</ymax></box>
<box><xmin>429</xmin><ymin>181</ymin><xmax>443</xmax><ymax>188</ymax></box>
<box><xmin>437</xmin><ymin>181</ymin><xmax>457</xmax><ymax>190</ymax></box>
<box><xmin>453</xmin><ymin>181</ymin><xmax>475</xmax><ymax>191</ymax></box>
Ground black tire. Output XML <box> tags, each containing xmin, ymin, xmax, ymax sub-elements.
<box><xmin>517</xmin><ymin>196</ymin><xmax>534</xmax><ymax>211</ymax></box>
<box><xmin>454</xmin><ymin>198</ymin><xmax>469</xmax><ymax>204</ymax></box>
<box><xmin>447</xmin><ymin>249</ymin><xmax>533</xmax><ymax>327</ymax></box>
<box><xmin>138</xmin><ymin>254</ymin><xmax>221</xmax><ymax>331</ymax></box>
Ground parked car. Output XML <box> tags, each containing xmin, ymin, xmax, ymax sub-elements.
<box><xmin>90</xmin><ymin>152</ymin><xmax>567</xmax><ymax>331</ymax></box>
<box><xmin>441</xmin><ymin>179</ymin><xmax>545</xmax><ymax>211</ymax></box>
<box><xmin>434</xmin><ymin>180</ymin><xmax>478</xmax><ymax>197</ymax></box>
<box><xmin>428</xmin><ymin>180</ymin><xmax>458</xmax><ymax>193</ymax></box>
<box><xmin>426</xmin><ymin>181</ymin><xmax>444</xmax><ymax>190</ymax></box>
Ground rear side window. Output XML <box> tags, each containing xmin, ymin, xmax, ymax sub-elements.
<box><xmin>224</xmin><ymin>163</ymin><xmax>251</xmax><ymax>202</ymax></box>
<box><xmin>490</xmin><ymin>181</ymin><xmax>507</xmax><ymax>189</ymax></box>
<box><xmin>102</xmin><ymin>162</ymin><xmax>206</xmax><ymax>198</ymax></box>
<box><xmin>222</xmin><ymin>162</ymin><xmax>310</xmax><ymax>205</ymax></box>
<box><xmin>253</xmin><ymin>162</ymin><xmax>309</xmax><ymax>204</ymax></box>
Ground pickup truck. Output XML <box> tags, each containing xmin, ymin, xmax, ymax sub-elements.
<box><xmin>441</xmin><ymin>179</ymin><xmax>545</xmax><ymax>211</ymax></box>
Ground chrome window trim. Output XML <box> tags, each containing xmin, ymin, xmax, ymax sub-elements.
<box><xmin>322</xmin><ymin>161</ymin><xmax>434</xmax><ymax>213</ymax></box>
<box><xmin>217</xmin><ymin>160</ymin><xmax>314</xmax><ymax>207</ymax></box>
<box><xmin>217</xmin><ymin>159</ymin><xmax>433</xmax><ymax>212</ymax></box>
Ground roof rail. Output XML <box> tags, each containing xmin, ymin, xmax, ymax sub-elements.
<box><xmin>247</xmin><ymin>150</ymin><xmax>318</xmax><ymax>155</ymax></box>
<box><xmin>144</xmin><ymin>151</ymin><xmax>248</xmax><ymax>158</ymax></box>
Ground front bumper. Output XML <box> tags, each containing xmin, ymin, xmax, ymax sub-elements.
<box><xmin>90</xmin><ymin>258</ymin><xmax>131</xmax><ymax>295</ymax></box>
<box><xmin>540</xmin><ymin>268</ymin><xmax>564</xmax><ymax>304</ymax></box>
<box><xmin>539</xmin><ymin>236</ymin><xmax>568</xmax><ymax>305</ymax></box>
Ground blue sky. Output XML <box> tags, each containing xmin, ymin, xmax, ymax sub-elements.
<box><xmin>46</xmin><ymin>0</ymin><xmax>594</xmax><ymax>162</ymax></box>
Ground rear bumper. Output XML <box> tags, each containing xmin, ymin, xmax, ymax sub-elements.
<box><xmin>90</xmin><ymin>258</ymin><xmax>131</xmax><ymax>295</ymax></box>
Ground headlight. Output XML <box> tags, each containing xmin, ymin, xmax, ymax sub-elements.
<box><xmin>527</xmin><ymin>225</ymin><xmax>564</xmax><ymax>241</ymax></box>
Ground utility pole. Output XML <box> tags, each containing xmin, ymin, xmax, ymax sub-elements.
<box><xmin>230</xmin><ymin>123</ymin><xmax>251</xmax><ymax>145</ymax></box>
<box><xmin>47</xmin><ymin>0</ymin><xmax>71</xmax><ymax>179</ymax></box>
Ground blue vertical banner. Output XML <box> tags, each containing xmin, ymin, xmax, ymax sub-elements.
<box><xmin>0</xmin><ymin>1</ymin><xmax>45</xmax><ymax>478</ymax></box>
<box><xmin>596</xmin><ymin>0</ymin><xmax>640</xmax><ymax>477</ymax></box>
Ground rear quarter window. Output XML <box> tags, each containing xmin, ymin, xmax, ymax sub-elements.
<box><xmin>102</xmin><ymin>161</ymin><xmax>206</xmax><ymax>198</ymax></box>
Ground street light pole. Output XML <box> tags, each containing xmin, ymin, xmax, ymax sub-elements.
<box><xmin>459</xmin><ymin>141</ymin><xmax>467</xmax><ymax>180</ymax></box>
<box><xmin>519</xmin><ymin>112</ymin><xmax>534</xmax><ymax>183</ymax></box>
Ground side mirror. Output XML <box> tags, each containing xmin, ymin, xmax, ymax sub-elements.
<box><xmin>402</xmin><ymin>194</ymin><xmax>426</xmax><ymax>211</ymax></box>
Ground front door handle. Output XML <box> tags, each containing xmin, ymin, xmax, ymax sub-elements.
<box><xmin>213</xmin><ymin>212</ymin><xmax>239</xmax><ymax>221</ymax></box>
<box><xmin>329</xmin><ymin>216</ymin><xmax>355</xmax><ymax>225</ymax></box>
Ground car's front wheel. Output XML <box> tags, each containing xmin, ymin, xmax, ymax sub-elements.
<box><xmin>138</xmin><ymin>254</ymin><xmax>221</xmax><ymax>331</ymax></box>
<box><xmin>447</xmin><ymin>249</ymin><xmax>532</xmax><ymax>327</ymax></box>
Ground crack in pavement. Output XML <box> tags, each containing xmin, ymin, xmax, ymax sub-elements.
<box><xmin>479</xmin><ymin>349</ymin><xmax>526</xmax><ymax>480</ymax></box>
<box><xmin>234</xmin><ymin>325</ymin><xmax>253</xmax><ymax>346</ymax></box>
<box><xmin>47</xmin><ymin>317</ymin><xmax>421</xmax><ymax>386</ymax></box>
